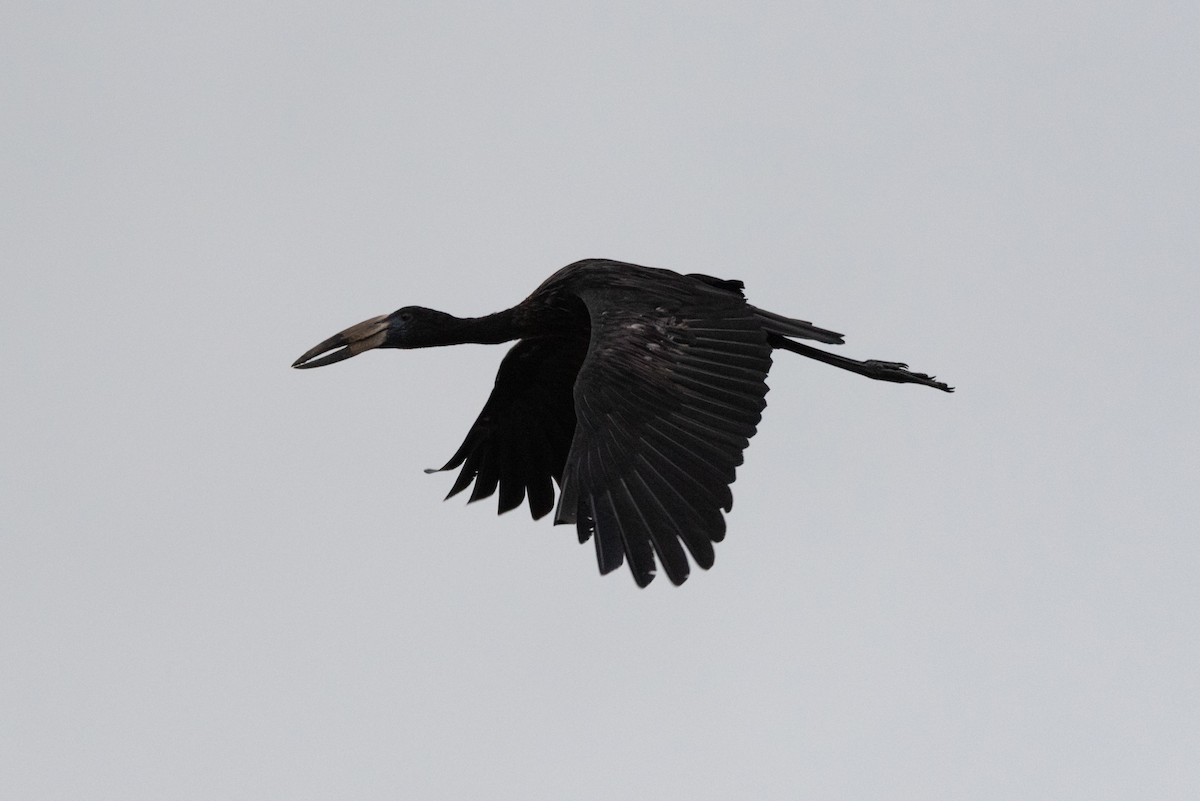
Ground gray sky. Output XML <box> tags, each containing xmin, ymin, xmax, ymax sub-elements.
<box><xmin>4</xmin><ymin>2</ymin><xmax>1198</xmax><ymax>799</ymax></box>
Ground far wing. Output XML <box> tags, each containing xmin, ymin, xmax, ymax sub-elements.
<box><xmin>555</xmin><ymin>279</ymin><xmax>773</xmax><ymax>586</ymax></box>
<box><xmin>429</xmin><ymin>336</ymin><xmax>586</xmax><ymax>519</ymax></box>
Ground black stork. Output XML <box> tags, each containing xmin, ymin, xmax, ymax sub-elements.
<box><xmin>293</xmin><ymin>259</ymin><xmax>952</xmax><ymax>586</ymax></box>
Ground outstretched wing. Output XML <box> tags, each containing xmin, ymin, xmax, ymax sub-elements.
<box><xmin>554</xmin><ymin>276</ymin><xmax>773</xmax><ymax>587</ymax></box>
<box><xmin>429</xmin><ymin>336</ymin><xmax>586</xmax><ymax>519</ymax></box>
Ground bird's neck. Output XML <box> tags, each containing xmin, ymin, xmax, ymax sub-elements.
<box><xmin>447</xmin><ymin>307</ymin><xmax>521</xmax><ymax>345</ymax></box>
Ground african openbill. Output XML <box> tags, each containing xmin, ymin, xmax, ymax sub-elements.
<box><xmin>293</xmin><ymin>258</ymin><xmax>951</xmax><ymax>586</ymax></box>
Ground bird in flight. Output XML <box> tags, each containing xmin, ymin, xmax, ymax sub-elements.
<box><xmin>293</xmin><ymin>259</ymin><xmax>951</xmax><ymax>586</ymax></box>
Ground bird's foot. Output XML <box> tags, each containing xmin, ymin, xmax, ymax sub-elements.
<box><xmin>863</xmin><ymin>360</ymin><xmax>954</xmax><ymax>392</ymax></box>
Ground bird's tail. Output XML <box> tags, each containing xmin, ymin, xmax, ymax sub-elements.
<box><xmin>750</xmin><ymin>306</ymin><xmax>845</xmax><ymax>344</ymax></box>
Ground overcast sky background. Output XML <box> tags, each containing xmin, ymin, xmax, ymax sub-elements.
<box><xmin>4</xmin><ymin>2</ymin><xmax>1198</xmax><ymax>799</ymax></box>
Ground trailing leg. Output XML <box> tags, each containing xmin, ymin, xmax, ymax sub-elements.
<box><xmin>770</xmin><ymin>334</ymin><xmax>953</xmax><ymax>392</ymax></box>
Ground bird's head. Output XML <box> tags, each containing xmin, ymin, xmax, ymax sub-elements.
<box><xmin>291</xmin><ymin>306</ymin><xmax>459</xmax><ymax>369</ymax></box>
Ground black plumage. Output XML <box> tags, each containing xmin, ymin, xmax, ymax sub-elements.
<box><xmin>293</xmin><ymin>258</ymin><xmax>952</xmax><ymax>586</ymax></box>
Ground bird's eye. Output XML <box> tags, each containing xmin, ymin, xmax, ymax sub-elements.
<box><xmin>399</xmin><ymin>312</ymin><xmax>413</xmax><ymax>322</ymax></box>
